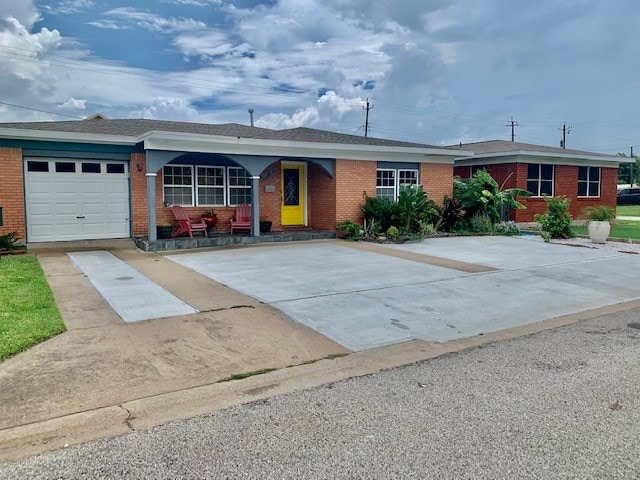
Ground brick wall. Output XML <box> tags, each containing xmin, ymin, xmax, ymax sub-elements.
<box><xmin>308</xmin><ymin>162</ymin><xmax>336</xmax><ymax>230</ymax></box>
<box><xmin>335</xmin><ymin>159</ymin><xmax>376</xmax><ymax>224</ymax></box>
<box><xmin>0</xmin><ymin>148</ymin><xmax>26</xmax><ymax>240</ymax></box>
<box><xmin>421</xmin><ymin>163</ymin><xmax>454</xmax><ymax>205</ymax></box>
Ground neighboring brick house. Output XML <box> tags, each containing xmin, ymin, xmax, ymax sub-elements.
<box><xmin>451</xmin><ymin>140</ymin><xmax>629</xmax><ymax>223</ymax></box>
<box><xmin>0</xmin><ymin>118</ymin><xmax>466</xmax><ymax>243</ymax></box>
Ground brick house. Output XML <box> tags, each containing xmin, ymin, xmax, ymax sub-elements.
<box><xmin>0</xmin><ymin>118</ymin><xmax>467</xmax><ymax>244</ymax></box>
<box><xmin>452</xmin><ymin>140</ymin><xmax>629</xmax><ymax>223</ymax></box>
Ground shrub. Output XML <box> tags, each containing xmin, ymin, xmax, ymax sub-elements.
<box><xmin>0</xmin><ymin>232</ymin><xmax>21</xmax><ymax>250</ymax></box>
<box><xmin>396</xmin><ymin>184</ymin><xmax>441</xmax><ymax>233</ymax></box>
<box><xmin>470</xmin><ymin>213</ymin><xmax>493</xmax><ymax>234</ymax></box>
<box><xmin>361</xmin><ymin>196</ymin><xmax>399</xmax><ymax>232</ymax></box>
<box><xmin>386</xmin><ymin>226</ymin><xmax>400</xmax><ymax>240</ymax></box>
<box><xmin>494</xmin><ymin>221</ymin><xmax>521</xmax><ymax>236</ymax></box>
<box><xmin>337</xmin><ymin>220</ymin><xmax>363</xmax><ymax>240</ymax></box>
<box><xmin>454</xmin><ymin>170</ymin><xmax>531</xmax><ymax>224</ymax></box>
<box><xmin>436</xmin><ymin>196</ymin><xmax>466</xmax><ymax>232</ymax></box>
<box><xmin>534</xmin><ymin>196</ymin><xmax>574</xmax><ymax>241</ymax></box>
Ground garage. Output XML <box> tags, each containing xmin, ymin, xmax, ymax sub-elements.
<box><xmin>24</xmin><ymin>157</ymin><xmax>130</xmax><ymax>243</ymax></box>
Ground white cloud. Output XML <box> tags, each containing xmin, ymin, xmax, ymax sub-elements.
<box><xmin>161</xmin><ymin>0</ymin><xmax>222</xmax><ymax>5</ymax></box>
<box><xmin>61</xmin><ymin>97</ymin><xmax>86</xmax><ymax>109</ymax></box>
<box><xmin>97</xmin><ymin>8</ymin><xmax>206</xmax><ymax>33</ymax></box>
<box><xmin>0</xmin><ymin>0</ymin><xmax>40</xmax><ymax>27</ymax></box>
<box><xmin>132</xmin><ymin>97</ymin><xmax>200</xmax><ymax>122</ymax></box>
<box><xmin>256</xmin><ymin>91</ymin><xmax>365</xmax><ymax>131</ymax></box>
<box><xmin>41</xmin><ymin>0</ymin><xmax>94</xmax><ymax>15</ymax></box>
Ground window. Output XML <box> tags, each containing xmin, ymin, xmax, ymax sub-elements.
<box><xmin>163</xmin><ymin>165</ymin><xmax>252</xmax><ymax>206</ymax></box>
<box><xmin>228</xmin><ymin>167</ymin><xmax>252</xmax><ymax>205</ymax></box>
<box><xmin>376</xmin><ymin>169</ymin><xmax>396</xmax><ymax>200</ymax></box>
<box><xmin>471</xmin><ymin>165</ymin><xmax>487</xmax><ymax>176</ymax></box>
<box><xmin>376</xmin><ymin>168</ymin><xmax>419</xmax><ymax>200</ymax></box>
<box><xmin>106</xmin><ymin>163</ymin><xmax>125</xmax><ymax>174</ymax></box>
<box><xmin>82</xmin><ymin>162</ymin><xmax>101</xmax><ymax>173</ymax></box>
<box><xmin>27</xmin><ymin>161</ymin><xmax>49</xmax><ymax>172</ymax></box>
<box><xmin>55</xmin><ymin>162</ymin><xmax>75</xmax><ymax>173</ymax></box>
<box><xmin>196</xmin><ymin>167</ymin><xmax>225</xmax><ymax>206</ymax></box>
<box><xmin>578</xmin><ymin>166</ymin><xmax>600</xmax><ymax>197</ymax></box>
<box><xmin>527</xmin><ymin>164</ymin><xmax>554</xmax><ymax>197</ymax></box>
<box><xmin>163</xmin><ymin>165</ymin><xmax>193</xmax><ymax>206</ymax></box>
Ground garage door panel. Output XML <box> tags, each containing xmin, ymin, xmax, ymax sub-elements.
<box><xmin>25</xmin><ymin>158</ymin><xmax>130</xmax><ymax>242</ymax></box>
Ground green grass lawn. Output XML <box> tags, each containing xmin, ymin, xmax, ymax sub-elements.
<box><xmin>572</xmin><ymin>219</ymin><xmax>640</xmax><ymax>240</ymax></box>
<box><xmin>0</xmin><ymin>255</ymin><xmax>66</xmax><ymax>360</ymax></box>
<box><xmin>616</xmin><ymin>205</ymin><xmax>640</xmax><ymax>217</ymax></box>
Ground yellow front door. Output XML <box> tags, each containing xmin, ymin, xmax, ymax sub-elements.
<box><xmin>281</xmin><ymin>164</ymin><xmax>305</xmax><ymax>225</ymax></box>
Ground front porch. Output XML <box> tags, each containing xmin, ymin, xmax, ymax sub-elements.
<box><xmin>134</xmin><ymin>229</ymin><xmax>336</xmax><ymax>252</ymax></box>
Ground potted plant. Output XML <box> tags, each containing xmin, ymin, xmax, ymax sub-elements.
<box><xmin>201</xmin><ymin>209</ymin><xmax>218</xmax><ymax>229</ymax></box>
<box><xmin>580</xmin><ymin>206</ymin><xmax>615</xmax><ymax>244</ymax></box>
<box><xmin>259</xmin><ymin>217</ymin><xmax>272</xmax><ymax>233</ymax></box>
<box><xmin>156</xmin><ymin>220</ymin><xmax>173</xmax><ymax>239</ymax></box>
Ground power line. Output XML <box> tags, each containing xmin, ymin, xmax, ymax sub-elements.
<box><xmin>0</xmin><ymin>100</ymin><xmax>82</xmax><ymax>119</ymax></box>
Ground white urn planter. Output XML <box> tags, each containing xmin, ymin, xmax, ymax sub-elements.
<box><xmin>587</xmin><ymin>221</ymin><xmax>611</xmax><ymax>244</ymax></box>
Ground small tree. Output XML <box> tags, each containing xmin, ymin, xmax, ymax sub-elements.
<box><xmin>534</xmin><ymin>196</ymin><xmax>574</xmax><ymax>241</ymax></box>
<box><xmin>454</xmin><ymin>170</ymin><xmax>531</xmax><ymax>224</ymax></box>
<box><xmin>395</xmin><ymin>184</ymin><xmax>441</xmax><ymax>234</ymax></box>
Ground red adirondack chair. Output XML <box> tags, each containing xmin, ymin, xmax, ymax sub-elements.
<box><xmin>230</xmin><ymin>204</ymin><xmax>251</xmax><ymax>234</ymax></box>
<box><xmin>170</xmin><ymin>205</ymin><xmax>208</xmax><ymax>238</ymax></box>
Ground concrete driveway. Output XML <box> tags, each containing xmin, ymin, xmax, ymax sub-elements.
<box><xmin>168</xmin><ymin>237</ymin><xmax>640</xmax><ymax>351</ymax></box>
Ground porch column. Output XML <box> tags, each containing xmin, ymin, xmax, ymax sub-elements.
<box><xmin>147</xmin><ymin>172</ymin><xmax>157</xmax><ymax>242</ymax></box>
<box><xmin>251</xmin><ymin>175</ymin><xmax>260</xmax><ymax>237</ymax></box>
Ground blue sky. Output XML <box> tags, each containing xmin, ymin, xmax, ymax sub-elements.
<box><xmin>0</xmin><ymin>0</ymin><xmax>639</xmax><ymax>153</ymax></box>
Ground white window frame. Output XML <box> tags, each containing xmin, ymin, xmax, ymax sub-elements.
<box><xmin>196</xmin><ymin>166</ymin><xmax>226</xmax><ymax>206</ymax></box>
<box><xmin>163</xmin><ymin>164</ymin><xmax>194</xmax><ymax>206</ymax></box>
<box><xmin>377</xmin><ymin>168</ymin><xmax>419</xmax><ymax>200</ymax></box>
<box><xmin>527</xmin><ymin>164</ymin><xmax>554</xmax><ymax>197</ymax></box>
<box><xmin>577</xmin><ymin>166</ymin><xmax>601</xmax><ymax>198</ymax></box>
<box><xmin>227</xmin><ymin>166</ymin><xmax>252</xmax><ymax>206</ymax></box>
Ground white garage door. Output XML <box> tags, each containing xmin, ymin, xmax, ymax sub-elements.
<box><xmin>25</xmin><ymin>158</ymin><xmax>130</xmax><ymax>243</ymax></box>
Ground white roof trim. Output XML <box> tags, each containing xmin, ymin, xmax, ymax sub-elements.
<box><xmin>138</xmin><ymin>130</ymin><xmax>473</xmax><ymax>164</ymax></box>
<box><xmin>0</xmin><ymin>127</ymin><xmax>136</xmax><ymax>145</ymax></box>
<box><xmin>454</xmin><ymin>149</ymin><xmax>629</xmax><ymax>164</ymax></box>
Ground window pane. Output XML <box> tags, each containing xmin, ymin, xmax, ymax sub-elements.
<box><xmin>527</xmin><ymin>164</ymin><xmax>538</xmax><ymax>179</ymax></box>
<box><xmin>197</xmin><ymin>189</ymin><xmax>224</xmax><ymax>206</ymax></box>
<box><xmin>541</xmin><ymin>164</ymin><xmax>553</xmax><ymax>180</ymax></box>
<box><xmin>589</xmin><ymin>167</ymin><xmax>600</xmax><ymax>182</ymax></box>
<box><xmin>106</xmin><ymin>163</ymin><xmax>125</xmax><ymax>174</ymax></box>
<box><xmin>398</xmin><ymin>170</ymin><xmax>418</xmax><ymax>185</ymax></box>
<box><xmin>578</xmin><ymin>167</ymin><xmax>587</xmax><ymax>181</ymax></box>
<box><xmin>527</xmin><ymin>181</ymin><xmax>538</xmax><ymax>195</ymax></box>
<box><xmin>82</xmin><ymin>162</ymin><xmax>101</xmax><ymax>173</ymax></box>
<box><xmin>376</xmin><ymin>187</ymin><xmax>395</xmax><ymax>200</ymax></box>
<box><xmin>229</xmin><ymin>188</ymin><xmax>252</xmax><ymax>205</ymax></box>
<box><xmin>540</xmin><ymin>181</ymin><xmax>553</xmax><ymax>196</ymax></box>
<box><xmin>55</xmin><ymin>162</ymin><xmax>75</xmax><ymax>173</ymax></box>
<box><xmin>588</xmin><ymin>183</ymin><xmax>599</xmax><ymax>197</ymax></box>
<box><xmin>27</xmin><ymin>161</ymin><xmax>49</xmax><ymax>172</ymax></box>
<box><xmin>578</xmin><ymin>182</ymin><xmax>587</xmax><ymax>196</ymax></box>
<box><xmin>376</xmin><ymin>170</ymin><xmax>395</xmax><ymax>187</ymax></box>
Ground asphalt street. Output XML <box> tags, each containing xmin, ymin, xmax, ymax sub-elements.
<box><xmin>2</xmin><ymin>307</ymin><xmax>639</xmax><ymax>479</ymax></box>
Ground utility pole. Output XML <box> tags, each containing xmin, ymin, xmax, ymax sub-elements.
<box><xmin>363</xmin><ymin>98</ymin><xmax>373</xmax><ymax>137</ymax></box>
<box><xmin>559</xmin><ymin>122</ymin><xmax>571</xmax><ymax>148</ymax></box>
<box><xmin>506</xmin><ymin>116</ymin><xmax>519</xmax><ymax>142</ymax></box>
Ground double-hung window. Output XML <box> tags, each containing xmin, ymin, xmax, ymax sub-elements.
<box><xmin>228</xmin><ymin>167</ymin><xmax>252</xmax><ymax>205</ymax></box>
<box><xmin>196</xmin><ymin>167</ymin><xmax>225</xmax><ymax>206</ymax></box>
<box><xmin>578</xmin><ymin>166</ymin><xmax>600</xmax><ymax>197</ymax></box>
<box><xmin>527</xmin><ymin>164</ymin><xmax>554</xmax><ymax>197</ymax></box>
<box><xmin>376</xmin><ymin>168</ymin><xmax>419</xmax><ymax>200</ymax></box>
<box><xmin>163</xmin><ymin>165</ymin><xmax>194</xmax><ymax>206</ymax></box>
